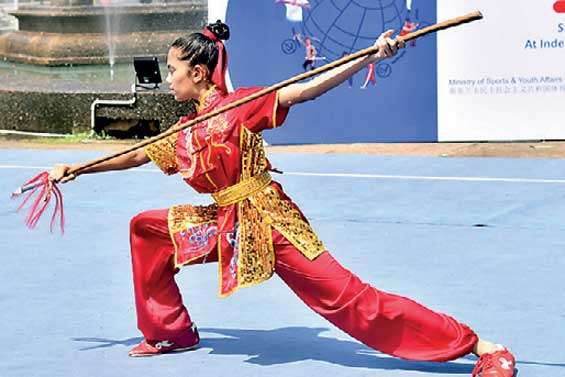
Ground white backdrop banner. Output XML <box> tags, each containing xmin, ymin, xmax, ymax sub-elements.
<box><xmin>438</xmin><ymin>0</ymin><xmax>565</xmax><ymax>141</ymax></box>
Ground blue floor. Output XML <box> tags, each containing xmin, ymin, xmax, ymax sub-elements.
<box><xmin>1</xmin><ymin>149</ymin><xmax>564</xmax><ymax>377</ymax></box>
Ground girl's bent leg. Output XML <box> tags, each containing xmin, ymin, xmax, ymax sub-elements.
<box><xmin>129</xmin><ymin>209</ymin><xmax>192</xmax><ymax>341</ymax></box>
<box><xmin>272</xmin><ymin>230</ymin><xmax>478</xmax><ymax>362</ymax></box>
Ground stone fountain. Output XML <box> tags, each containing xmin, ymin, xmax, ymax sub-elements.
<box><xmin>0</xmin><ymin>0</ymin><xmax>206</xmax><ymax>65</ymax></box>
<box><xmin>0</xmin><ymin>0</ymin><xmax>206</xmax><ymax>137</ymax></box>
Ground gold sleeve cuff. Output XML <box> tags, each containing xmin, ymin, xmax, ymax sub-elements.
<box><xmin>144</xmin><ymin>132</ymin><xmax>179</xmax><ymax>175</ymax></box>
<box><xmin>272</xmin><ymin>91</ymin><xmax>281</xmax><ymax>129</ymax></box>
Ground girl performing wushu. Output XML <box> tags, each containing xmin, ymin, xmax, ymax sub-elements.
<box><xmin>49</xmin><ymin>20</ymin><xmax>515</xmax><ymax>377</ymax></box>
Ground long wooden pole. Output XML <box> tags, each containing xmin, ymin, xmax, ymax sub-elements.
<box><xmin>27</xmin><ymin>11</ymin><xmax>484</xmax><ymax>189</ymax></box>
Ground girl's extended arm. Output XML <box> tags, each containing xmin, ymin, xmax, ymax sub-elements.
<box><xmin>278</xmin><ymin>30</ymin><xmax>402</xmax><ymax>107</ymax></box>
<box><xmin>49</xmin><ymin>149</ymin><xmax>150</xmax><ymax>183</ymax></box>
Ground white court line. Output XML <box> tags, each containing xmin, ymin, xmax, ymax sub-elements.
<box><xmin>283</xmin><ymin>172</ymin><xmax>565</xmax><ymax>184</ymax></box>
<box><xmin>2</xmin><ymin>164</ymin><xmax>565</xmax><ymax>184</ymax></box>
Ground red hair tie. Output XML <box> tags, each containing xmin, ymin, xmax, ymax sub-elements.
<box><xmin>202</xmin><ymin>28</ymin><xmax>228</xmax><ymax>93</ymax></box>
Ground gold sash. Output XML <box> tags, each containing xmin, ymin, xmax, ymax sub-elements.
<box><xmin>212</xmin><ymin>171</ymin><xmax>272</xmax><ymax>207</ymax></box>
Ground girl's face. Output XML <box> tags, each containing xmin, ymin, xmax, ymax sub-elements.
<box><xmin>166</xmin><ymin>47</ymin><xmax>209</xmax><ymax>102</ymax></box>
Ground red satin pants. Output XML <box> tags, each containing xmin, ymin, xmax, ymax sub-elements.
<box><xmin>130</xmin><ymin>209</ymin><xmax>478</xmax><ymax>362</ymax></box>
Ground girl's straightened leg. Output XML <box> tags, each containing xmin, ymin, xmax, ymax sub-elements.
<box><xmin>272</xmin><ymin>230</ymin><xmax>478</xmax><ymax>362</ymax></box>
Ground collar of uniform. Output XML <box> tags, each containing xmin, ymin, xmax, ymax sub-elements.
<box><xmin>196</xmin><ymin>85</ymin><xmax>222</xmax><ymax>114</ymax></box>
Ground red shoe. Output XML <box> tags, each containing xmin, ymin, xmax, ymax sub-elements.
<box><xmin>128</xmin><ymin>323</ymin><xmax>200</xmax><ymax>357</ymax></box>
<box><xmin>472</xmin><ymin>347</ymin><xmax>516</xmax><ymax>377</ymax></box>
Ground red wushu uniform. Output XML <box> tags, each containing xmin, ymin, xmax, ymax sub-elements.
<box><xmin>134</xmin><ymin>86</ymin><xmax>478</xmax><ymax>361</ymax></box>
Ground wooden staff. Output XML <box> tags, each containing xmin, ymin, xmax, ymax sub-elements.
<box><xmin>16</xmin><ymin>10</ymin><xmax>483</xmax><ymax>193</ymax></box>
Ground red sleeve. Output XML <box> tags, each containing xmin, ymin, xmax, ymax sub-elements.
<box><xmin>233</xmin><ymin>87</ymin><xmax>289</xmax><ymax>133</ymax></box>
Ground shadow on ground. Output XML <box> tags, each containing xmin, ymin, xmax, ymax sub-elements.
<box><xmin>73</xmin><ymin>326</ymin><xmax>565</xmax><ymax>374</ymax></box>
<box><xmin>74</xmin><ymin>326</ymin><xmax>475</xmax><ymax>374</ymax></box>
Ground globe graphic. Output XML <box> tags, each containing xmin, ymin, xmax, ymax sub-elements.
<box><xmin>300</xmin><ymin>0</ymin><xmax>409</xmax><ymax>60</ymax></box>
<box><xmin>226</xmin><ymin>0</ymin><xmax>438</xmax><ymax>144</ymax></box>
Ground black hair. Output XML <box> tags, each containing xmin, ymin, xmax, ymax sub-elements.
<box><xmin>171</xmin><ymin>20</ymin><xmax>230</xmax><ymax>73</ymax></box>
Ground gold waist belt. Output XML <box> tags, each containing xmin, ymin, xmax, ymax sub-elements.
<box><xmin>212</xmin><ymin>171</ymin><xmax>272</xmax><ymax>207</ymax></box>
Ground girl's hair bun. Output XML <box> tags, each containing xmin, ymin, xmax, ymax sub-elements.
<box><xmin>206</xmin><ymin>20</ymin><xmax>230</xmax><ymax>41</ymax></box>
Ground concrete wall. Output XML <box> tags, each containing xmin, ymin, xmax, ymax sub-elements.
<box><xmin>0</xmin><ymin>88</ymin><xmax>194</xmax><ymax>134</ymax></box>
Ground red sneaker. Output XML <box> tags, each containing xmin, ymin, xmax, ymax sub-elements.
<box><xmin>472</xmin><ymin>347</ymin><xmax>516</xmax><ymax>377</ymax></box>
<box><xmin>128</xmin><ymin>323</ymin><xmax>200</xmax><ymax>357</ymax></box>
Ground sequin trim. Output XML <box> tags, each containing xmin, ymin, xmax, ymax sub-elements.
<box><xmin>226</xmin><ymin>127</ymin><xmax>325</xmax><ymax>292</ymax></box>
<box><xmin>144</xmin><ymin>132</ymin><xmax>179</xmax><ymax>175</ymax></box>
<box><xmin>250</xmin><ymin>186</ymin><xmax>325</xmax><ymax>260</ymax></box>
<box><xmin>196</xmin><ymin>85</ymin><xmax>220</xmax><ymax>114</ymax></box>
<box><xmin>168</xmin><ymin>204</ymin><xmax>218</xmax><ymax>268</ymax></box>
<box><xmin>237</xmin><ymin>198</ymin><xmax>275</xmax><ymax>287</ymax></box>
<box><xmin>168</xmin><ymin>203</ymin><xmax>217</xmax><ymax>234</ymax></box>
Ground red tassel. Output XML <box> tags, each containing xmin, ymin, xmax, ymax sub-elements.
<box><xmin>12</xmin><ymin>171</ymin><xmax>65</xmax><ymax>234</ymax></box>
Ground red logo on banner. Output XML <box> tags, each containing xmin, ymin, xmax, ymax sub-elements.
<box><xmin>554</xmin><ymin>1</ymin><xmax>565</xmax><ymax>13</ymax></box>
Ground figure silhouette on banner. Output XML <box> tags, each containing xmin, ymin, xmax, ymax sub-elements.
<box><xmin>400</xmin><ymin>0</ymin><xmax>420</xmax><ymax>46</ymax></box>
<box><xmin>360</xmin><ymin>62</ymin><xmax>376</xmax><ymax>90</ymax></box>
<box><xmin>294</xmin><ymin>31</ymin><xmax>326</xmax><ymax>71</ymax></box>
<box><xmin>399</xmin><ymin>18</ymin><xmax>419</xmax><ymax>47</ymax></box>
<box><xmin>276</xmin><ymin>0</ymin><xmax>310</xmax><ymax>22</ymax></box>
